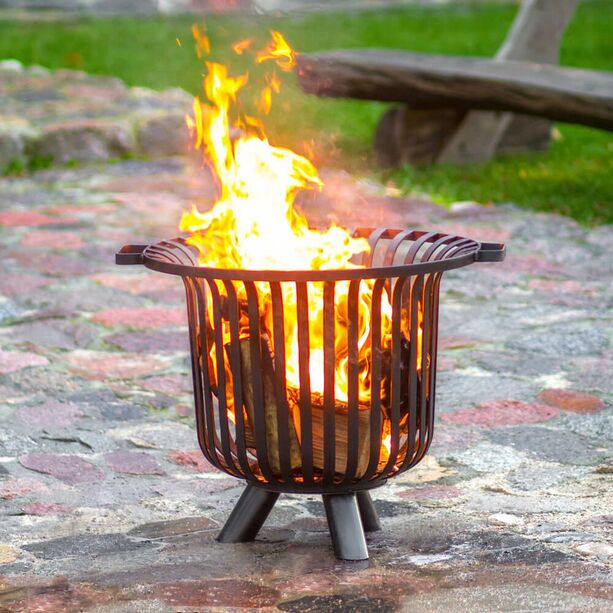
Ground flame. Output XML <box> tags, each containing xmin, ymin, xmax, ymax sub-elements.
<box><xmin>256</xmin><ymin>31</ymin><xmax>296</xmax><ymax>72</ymax></box>
<box><xmin>232</xmin><ymin>37</ymin><xmax>253</xmax><ymax>55</ymax></box>
<box><xmin>192</xmin><ymin>24</ymin><xmax>210</xmax><ymax>58</ymax></box>
<box><xmin>381</xmin><ymin>434</ymin><xmax>391</xmax><ymax>461</ymax></box>
<box><xmin>257</xmin><ymin>86</ymin><xmax>272</xmax><ymax>115</ymax></box>
<box><xmin>179</xmin><ymin>31</ymin><xmax>419</xmax><ymax>411</ymax></box>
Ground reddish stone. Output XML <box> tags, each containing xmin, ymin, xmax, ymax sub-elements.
<box><xmin>396</xmin><ymin>484</ymin><xmax>462</xmax><ymax>500</ymax></box>
<box><xmin>21</xmin><ymin>230</ymin><xmax>83</xmax><ymax>249</ymax></box>
<box><xmin>154</xmin><ymin>477</ymin><xmax>235</xmax><ymax>497</ymax></box>
<box><xmin>17</xmin><ymin>400</ymin><xmax>83</xmax><ymax>428</ymax></box>
<box><xmin>441</xmin><ymin>399</ymin><xmax>559</xmax><ymax>427</ymax></box>
<box><xmin>0</xmin><ymin>350</ymin><xmax>48</xmax><ymax>374</ymax></box>
<box><xmin>63</xmin><ymin>351</ymin><xmax>169</xmax><ymax>380</ymax></box>
<box><xmin>153</xmin><ymin>579</ymin><xmax>280</xmax><ymax>608</ymax></box>
<box><xmin>104</xmin><ymin>330</ymin><xmax>187</xmax><ymax>353</ymax></box>
<box><xmin>431</xmin><ymin>224</ymin><xmax>510</xmax><ymax>244</ymax></box>
<box><xmin>175</xmin><ymin>404</ymin><xmax>192</xmax><ymax>417</ymax></box>
<box><xmin>538</xmin><ymin>389</ymin><xmax>606</xmax><ymax>413</ymax></box>
<box><xmin>0</xmin><ymin>273</ymin><xmax>51</xmax><ymax>296</ymax></box>
<box><xmin>0</xmin><ymin>210</ymin><xmax>64</xmax><ymax>227</ymax></box>
<box><xmin>91</xmin><ymin>307</ymin><xmax>186</xmax><ymax>328</ymax></box>
<box><xmin>19</xmin><ymin>453</ymin><xmax>104</xmax><ymax>485</ymax></box>
<box><xmin>22</xmin><ymin>502</ymin><xmax>73</xmax><ymax>515</ymax></box>
<box><xmin>496</xmin><ymin>254</ymin><xmax>564</xmax><ymax>276</ymax></box>
<box><xmin>429</xmin><ymin>425</ymin><xmax>482</xmax><ymax>452</ymax></box>
<box><xmin>11</xmin><ymin>252</ymin><xmax>98</xmax><ymax>277</ymax></box>
<box><xmin>528</xmin><ymin>279</ymin><xmax>592</xmax><ymax>294</ymax></box>
<box><xmin>95</xmin><ymin>229</ymin><xmax>135</xmax><ymax>242</ymax></box>
<box><xmin>91</xmin><ymin>272</ymin><xmax>178</xmax><ymax>295</ymax></box>
<box><xmin>138</xmin><ymin>374</ymin><xmax>192</xmax><ymax>395</ymax></box>
<box><xmin>5</xmin><ymin>582</ymin><xmax>114</xmax><ymax>612</ymax></box>
<box><xmin>47</xmin><ymin>203</ymin><xmax>117</xmax><ymax>215</ymax></box>
<box><xmin>0</xmin><ymin>479</ymin><xmax>47</xmax><ymax>500</ymax></box>
<box><xmin>104</xmin><ymin>450</ymin><xmax>165</xmax><ymax>475</ymax></box>
<box><xmin>167</xmin><ymin>450</ymin><xmax>218</xmax><ymax>473</ymax></box>
<box><xmin>439</xmin><ymin>336</ymin><xmax>480</xmax><ymax>350</ymax></box>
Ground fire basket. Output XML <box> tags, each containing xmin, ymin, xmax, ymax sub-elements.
<box><xmin>116</xmin><ymin>227</ymin><xmax>504</xmax><ymax>560</ymax></box>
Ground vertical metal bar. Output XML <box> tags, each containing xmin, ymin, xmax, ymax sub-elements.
<box><xmin>361</xmin><ymin>278</ymin><xmax>385</xmax><ymax>482</ymax></box>
<box><xmin>192</xmin><ymin>278</ymin><xmax>220</xmax><ymax>469</ymax></box>
<box><xmin>403</xmin><ymin>231</ymin><xmax>439</xmax><ymax>265</ymax></box>
<box><xmin>342</xmin><ymin>279</ymin><xmax>361</xmax><ymax>485</ymax></box>
<box><xmin>322</xmin><ymin>281</ymin><xmax>336</xmax><ymax>485</ymax></box>
<box><xmin>296</xmin><ymin>281</ymin><xmax>314</xmax><ymax>485</ymax></box>
<box><xmin>363</xmin><ymin>228</ymin><xmax>389</xmax><ymax>266</ymax></box>
<box><xmin>183</xmin><ymin>277</ymin><xmax>214</xmax><ymax>465</ymax></box>
<box><xmin>243</xmin><ymin>281</ymin><xmax>275</xmax><ymax>483</ymax></box>
<box><xmin>398</xmin><ymin>274</ymin><xmax>422</xmax><ymax>472</ymax></box>
<box><xmin>416</xmin><ymin>273</ymin><xmax>434</xmax><ymax>463</ymax></box>
<box><xmin>381</xmin><ymin>275</ymin><xmax>406</xmax><ymax>477</ymax></box>
<box><xmin>270</xmin><ymin>281</ymin><xmax>294</xmax><ymax>484</ymax></box>
<box><xmin>221</xmin><ymin>279</ymin><xmax>254</xmax><ymax>480</ymax></box>
<box><xmin>207</xmin><ymin>279</ymin><xmax>240</xmax><ymax>475</ymax></box>
<box><xmin>425</xmin><ymin>273</ymin><xmax>443</xmax><ymax>457</ymax></box>
<box><xmin>383</xmin><ymin>229</ymin><xmax>416</xmax><ymax>267</ymax></box>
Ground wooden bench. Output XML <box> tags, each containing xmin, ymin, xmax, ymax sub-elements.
<box><xmin>296</xmin><ymin>0</ymin><xmax>613</xmax><ymax>166</ymax></box>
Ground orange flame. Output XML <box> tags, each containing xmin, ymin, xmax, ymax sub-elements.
<box><xmin>381</xmin><ymin>434</ymin><xmax>391</xmax><ymax>461</ymax></box>
<box><xmin>192</xmin><ymin>24</ymin><xmax>210</xmax><ymax>58</ymax></box>
<box><xmin>257</xmin><ymin>86</ymin><xmax>272</xmax><ymax>115</ymax></box>
<box><xmin>180</xmin><ymin>32</ymin><xmax>405</xmax><ymax>407</ymax></box>
<box><xmin>232</xmin><ymin>37</ymin><xmax>253</xmax><ymax>55</ymax></box>
<box><xmin>256</xmin><ymin>31</ymin><xmax>296</xmax><ymax>72</ymax></box>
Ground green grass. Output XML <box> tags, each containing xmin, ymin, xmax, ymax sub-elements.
<box><xmin>1</xmin><ymin>0</ymin><xmax>611</xmax><ymax>223</ymax></box>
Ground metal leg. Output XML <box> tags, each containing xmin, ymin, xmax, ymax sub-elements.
<box><xmin>322</xmin><ymin>493</ymin><xmax>369</xmax><ymax>561</ymax></box>
<box><xmin>356</xmin><ymin>491</ymin><xmax>382</xmax><ymax>532</ymax></box>
<box><xmin>217</xmin><ymin>485</ymin><xmax>279</xmax><ymax>543</ymax></box>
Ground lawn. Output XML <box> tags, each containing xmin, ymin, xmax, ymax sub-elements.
<box><xmin>1</xmin><ymin>0</ymin><xmax>611</xmax><ymax>223</ymax></box>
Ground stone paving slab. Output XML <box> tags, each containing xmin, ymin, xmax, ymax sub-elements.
<box><xmin>0</xmin><ymin>67</ymin><xmax>612</xmax><ymax>611</ymax></box>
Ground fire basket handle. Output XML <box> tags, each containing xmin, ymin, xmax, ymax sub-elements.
<box><xmin>475</xmin><ymin>242</ymin><xmax>506</xmax><ymax>263</ymax></box>
<box><xmin>115</xmin><ymin>244</ymin><xmax>147</xmax><ymax>265</ymax></box>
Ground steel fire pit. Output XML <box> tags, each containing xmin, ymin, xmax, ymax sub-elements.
<box><xmin>116</xmin><ymin>227</ymin><xmax>504</xmax><ymax>560</ymax></box>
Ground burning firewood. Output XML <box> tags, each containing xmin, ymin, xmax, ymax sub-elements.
<box><xmin>288</xmin><ymin>390</ymin><xmax>379</xmax><ymax>479</ymax></box>
<box><xmin>238</xmin><ymin>337</ymin><xmax>302</xmax><ymax>475</ymax></box>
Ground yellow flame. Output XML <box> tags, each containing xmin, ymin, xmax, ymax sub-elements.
<box><xmin>256</xmin><ymin>31</ymin><xmax>296</xmax><ymax>72</ymax></box>
<box><xmin>192</xmin><ymin>24</ymin><xmax>210</xmax><ymax>58</ymax></box>
<box><xmin>257</xmin><ymin>86</ymin><xmax>272</xmax><ymax>115</ymax></box>
<box><xmin>232</xmin><ymin>37</ymin><xmax>254</xmax><ymax>55</ymax></box>
<box><xmin>381</xmin><ymin>434</ymin><xmax>391</xmax><ymax>461</ymax></box>
<box><xmin>180</xmin><ymin>33</ymin><xmax>401</xmax><ymax>405</ymax></box>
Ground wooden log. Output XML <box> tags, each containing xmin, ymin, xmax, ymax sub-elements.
<box><xmin>239</xmin><ymin>337</ymin><xmax>302</xmax><ymax>475</ymax></box>
<box><xmin>297</xmin><ymin>51</ymin><xmax>613</xmax><ymax>132</ymax></box>
<box><xmin>288</xmin><ymin>390</ymin><xmax>377</xmax><ymax>479</ymax></box>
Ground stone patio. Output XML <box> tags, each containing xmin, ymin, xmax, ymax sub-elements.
<box><xmin>0</xmin><ymin>64</ymin><xmax>611</xmax><ymax>612</ymax></box>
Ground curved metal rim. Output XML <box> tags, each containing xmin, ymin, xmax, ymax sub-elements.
<box><xmin>140</xmin><ymin>234</ymin><xmax>483</xmax><ymax>281</ymax></box>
